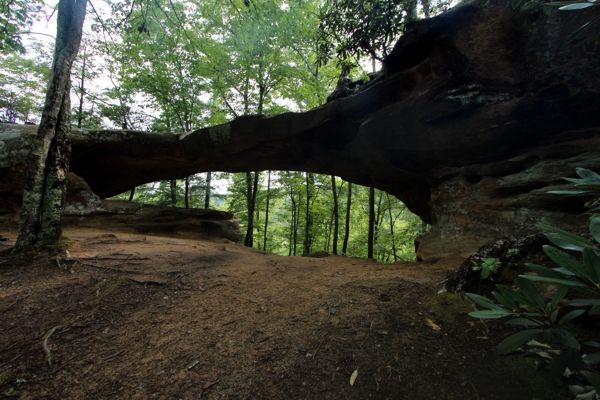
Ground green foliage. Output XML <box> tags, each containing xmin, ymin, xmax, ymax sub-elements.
<box><xmin>0</xmin><ymin>40</ymin><xmax>51</xmax><ymax>123</ymax></box>
<box><xmin>472</xmin><ymin>257</ymin><xmax>501</xmax><ymax>279</ymax></box>
<box><xmin>317</xmin><ymin>0</ymin><xmax>451</xmax><ymax>66</ymax></box>
<box><xmin>0</xmin><ymin>0</ymin><xmax>43</xmax><ymax>54</ymax></box>
<box><xmin>467</xmin><ymin>169</ymin><xmax>600</xmax><ymax>394</ymax></box>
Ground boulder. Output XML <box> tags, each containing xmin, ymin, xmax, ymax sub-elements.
<box><xmin>2</xmin><ymin>0</ymin><xmax>600</xmax><ymax>259</ymax></box>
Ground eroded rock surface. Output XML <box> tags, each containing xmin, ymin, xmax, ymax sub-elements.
<box><xmin>2</xmin><ymin>0</ymin><xmax>600</xmax><ymax>259</ymax></box>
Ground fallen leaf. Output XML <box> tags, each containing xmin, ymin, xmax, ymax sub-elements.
<box><xmin>203</xmin><ymin>379</ymin><xmax>219</xmax><ymax>390</ymax></box>
<box><xmin>426</xmin><ymin>318</ymin><xmax>441</xmax><ymax>332</ymax></box>
<box><xmin>350</xmin><ymin>368</ymin><xmax>359</xmax><ymax>387</ymax></box>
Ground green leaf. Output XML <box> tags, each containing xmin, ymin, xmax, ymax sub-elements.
<box><xmin>583</xmin><ymin>353</ymin><xmax>600</xmax><ymax>363</ymax></box>
<box><xmin>497</xmin><ymin>285</ymin><xmax>528</xmax><ymax>308</ymax></box>
<box><xmin>492</xmin><ymin>291</ymin><xmax>516</xmax><ymax>310</ymax></box>
<box><xmin>469</xmin><ymin>310</ymin><xmax>512</xmax><ymax>319</ymax></box>
<box><xmin>551</xmin><ymin>309</ymin><xmax>559</xmax><ymax>324</ymax></box>
<box><xmin>590</xmin><ymin>305</ymin><xmax>600</xmax><ymax>315</ymax></box>
<box><xmin>539</xmin><ymin>224</ymin><xmax>596</xmax><ymax>249</ymax></box>
<box><xmin>589</xmin><ymin>215</ymin><xmax>600</xmax><ymax>244</ymax></box>
<box><xmin>543</xmin><ymin>245</ymin><xmax>593</xmax><ymax>281</ymax></box>
<box><xmin>547</xmin><ymin>349</ymin><xmax>586</xmax><ymax>380</ymax></box>
<box><xmin>519</xmin><ymin>274</ymin><xmax>587</xmax><ymax>289</ymax></box>
<box><xmin>558</xmin><ymin>309</ymin><xmax>585</xmax><ymax>326</ymax></box>
<box><xmin>583</xmin><ymin>341</ymin><xmax>600</xmax><ymax>348</ymax></box>
<box><xmin>506</xmin><ymin>318</ymin><xmax>544</xmax><ymax>326</ymax></box>
<box><xmin>466</xmin><ymin>293</ymin><xmax>503</xmax><ymax>310</ymax></box>
<box><xmin>512</xmin><ymin>0</ymin><xmax>523</xmax><ymax>8</ymax></box>
<box><xmin>564</xmin><ymin>15</ymin><xmax>600</xmax><ymax>43</ymax></box>
<box><xmin>546</xmin><ymin>190</ymin><xmax>590</xmax><ymax>195</ymax></box>
<box><xmin>559</xmin><ymin>3</ymin><xmax>595</xmax><ymax>9</ymax></box>
<box><xmin>583</xmin><ymin>247</ymin><xmax>600</xmax><ymax>283</ymax></box>
<box><xmin>580</xmin><ymin>371</ymin><xmax>600</xmax><ymax>394</ymax></box>
<box><xmin>516</xmin><ymin>276</ymin><xmax>546</xmax><ymax>311</ymax></box>
<box><xmin>545</xmin><ymin>327</ymin><xmax>581</xmax><ymax>350</ymax></box>
<box><xmin>576</xmin><ymin>168</ymin><xmax>600</xmax><ymax>183</ymax></box>
<box><xmin>498</xmin><ymin>329</ymin><xmax>542</xmax><ymax>354</ymax></box>
<box><xmin>551</xmin><ymin>285</ymin><xmax>569</xmax><ymax>310</ymax></box>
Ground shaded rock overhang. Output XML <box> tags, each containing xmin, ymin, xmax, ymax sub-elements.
<box><xmin>2</xmin><ymin>0</ymin><xmax>600</xmax><ymax>259</ymax></box>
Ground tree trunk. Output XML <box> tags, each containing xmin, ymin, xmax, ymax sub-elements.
<box><xmin>368</xmin><ymin>186</ymin><xmax>375</xmax><ymax>259</ymax></box>
<box><xmin>244</xmin><ymin>171</ymin><xmax>259</xmax><ymax>247</ymax></box>
<box><xmin>184</xmin><ymin>176</ymin><xmax>189</xmax><ymax>209</ymax></box>
<box><xmin>128</xmin><ymin>187</ymin><xmax>135</xmax><ymax>202</ymax></box>
<box><xmin>342</xmin><ymin>182</ymin><xmax>352</xmax><ymax>255</ymax></box>
<box><xmin>386</xmin><ymin>194</ymin><xmax>398</xmax><ymax>262</ymax></box>
<box><xmin>204</xmin><ymin>172</ymin><xmax>211</xmax><ymax>209</ymax></box>
<box><xmin>331</xmin><ymin>175</ymin><xmax>339</xmax><ymax>255</ymax></box>
<box><xmin>77</xmin><ymin>44</ymin><xmax>86</xmax><ymax>128</ymax></box>
<box><xmin>14</xmin><ymin>0</ymin><xmax>86</xmax><ymax>252</ymax></box>
<box><xmin>263</xmin><ymin>170</ymin><xmax>271</xmax><ymax>251</ymax></box>
<box><xmin>170</xmin><ymin>180</ymin><xmax>177</xmax><ymax>207</ymax></box>
<box><xmin>303</xmin><ymin>172</ymin><xmax>313</xmax><ymax>255</ymax></box>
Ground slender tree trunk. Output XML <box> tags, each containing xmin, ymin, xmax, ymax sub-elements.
<box><xmin>170</xmin><ymin>180</ymin><xmax>177</xmax><ymax>207</ymax></box>
<box><xmin>77</xmin><ymin>44</ymin><xmax>86</xmax><ymax>128</ymax></box>
<box><xmin>245</xmin><ymin>171</ymin><xmax>259</xmax><ymax>247</ymax></box>
<box><xmin>303</xmin><ymin>172</ymin><xmax>313</xmax><ymax>255</ymax></box>
<box><xmin>374</xmin><ymin>190</ymin><xmax>384</xmax><ymax>260</ymax></box>
<box><xmin>289</xmin><ymin>182</ymin><xmax>295</xmax><ymax>256</ymax></box>
<box><xmin>342</xmin><ymin>182</ymin><xmax>352</xmax><ymax>255</ymax></box>
<box><xmin>204</xmin><ymin>172</ymin><xmax>211</xmax><ymax>209</ymax></box>
<box><xmin>128</xmin><ymin>187</ymin><xmax>135</xmax><ymax>202</ymax></box>
<box><xmin>331</xmin><ymin>175</ymin><xmax>339</xmax><ymax>255</ymax></box>
<box><xmin>386</xmin><ymin>194</ymin><xmax>398</xmax><ymax>262</ymax></box>
<box><xmin>184</xmin><ymin>176</ymin><xmax>190</xmax><ymax>209</ymax></box>
<box><xmin>14</xmin><ymin>0</ymin><xmax>86</xmax><ymax>252</ymax></box>
<box><xmin>263</xmin><ymin>170</ymin><xmax>271</xmax><ymax>251</ymax></box>
<box><xmin>368</xmin><ymin>186</ymin><xmax>375</xmax><ymax>259</ymax></box>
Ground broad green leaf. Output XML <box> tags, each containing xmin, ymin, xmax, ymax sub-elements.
<box><xmin>559</xmin><ymin>3</ymin><xmax>594</xmax><ymax>11</ymax></box>
<box><xmin>469</xmin><ymin>310</ymin><xmax>512</xmax><ymax>319</ymax></box>
<box><xmin>546</xmin><ymin>233</ymin><xmax>585</xmax><ymax>252</ymax></box>
<box><xmin>506</xmin><ymin>318</ymin><xmax>544</xmax><ymax>326</ymax></box>
<box><xmin>466</xmin><ymin>293</ymin><xmax>503</xmax><ymax>310</ymax></box>
<box><xmin>546</xmin><ymin>190</ymin><xmax>589</xmax><ymax>195</ymax></box>
<box><xmin>583</xmin><ymin>247</ymin><xmax>600</xmax><ymax>282</ymax></box>
<box><xmin>570</xmin><ymin>299</ymin><xmax>600</xmax><ymax>306</ymax></box>
<box><xmin>543</xmin><ymin>245</ymin><xmax>593</xmax><ymax>281</ymax></box>
<box><xmin>590</xmin><ymin>305</ymin><xmax>600</xmax><ymax>315</ymax></box>
<box><xmin>558</xmin><ymin>309</ymin><xmax>585</xmax><ymax>325</ymax></box>
<box><xmin>580</xmin><ymin>371</ymin><xmax>600</xmax><ymax>394</ymax></box>
<box><xmin>519</xmin><ymin>274</ymin><xmax>587</xmax><ymax>289</ymax></box>
<box><xmin>576</xmin><ymin>168</ymin><xmax>600</xmax><ymax>183</ymax></box>
<box><xmin>516</xmin><ymin>276</ymin><xmax>546</xmax><ymax>311</ymax></box>
<box><xmin>545</xmin><ymin>327</ymin><xmax>581</xmax><ymax>350</ymax></box>
<box><xmin>583</xmin><ymin>341</ymin><xmax>600</xmax><ymax>348</ymax></box>
<box><xmin>539</xmin><ymin>224</ymin><xmax>596</xmax><ymax>249</ymax></box>
<box><xmin>498</xmin><ymin>329</ymin><xmax>542</xmax><ymax>354</ymax></box>
<box><xmin>551</xmin><ymin>309</ymin><xmax>559</xmax><ymax>324</ymax></box>
<box><xmin>551</xmin><ymin>285</ymin><xmax>569</xmax><ymax>310</ymax></box>
<box><xmin>492</xmin><ymin>291</ymin><xmax>516</xmax><ymax>310</ymax></box>
<box><xmin>590</xmin><ymin>215</ymin><xmax>600</xmax><ymax>244</ymax></box>
<box><xmin>564</xmin><ymin>15</ymin><xmax>600</xmax><ymax>43</ymax></box>
<box><xmin>547</xmin><ymin>349</ymin><xmax>586</xmax><ymax>380</ymax></box>
<box><xmin>583</xmin><ymin>353</ymin><xmax>600</xmax><ymax>363</ymax></box>
<box><xmin>497</xmin><ymin>284</ymin><xmax>528</xmax><ymax>308</ymax></box>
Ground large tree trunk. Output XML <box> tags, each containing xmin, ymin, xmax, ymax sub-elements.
<box><xmin>170</xmin><ymin>180</ymin><xmax>177</xmax><ymax>207</ymax></box>
<box><xmin>14</xmin><ymin>0</ymin><xmax>86</xmax><ymax>252</ymax></box>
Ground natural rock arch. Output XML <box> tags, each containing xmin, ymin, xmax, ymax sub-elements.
<box><xmin>2</xmin><ymin>0</ymin><xmax>600</xmax><ymax>260</ymax></box>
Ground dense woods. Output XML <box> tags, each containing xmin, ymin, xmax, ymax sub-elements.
<box><xmin>1</xmin><ymin>0</ymin><xmax>445</xmax><ymax>256</ymax></box>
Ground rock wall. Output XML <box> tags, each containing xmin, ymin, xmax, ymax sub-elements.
<box><xmin>2</xmin><ymin>0</ymin><xmax>600</xmax><ymax>259</ymax></box>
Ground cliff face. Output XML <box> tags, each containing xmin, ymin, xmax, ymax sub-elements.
<box><xmin>2</xmin><ymin>0</ymin><xmax>600</xmax><ymax>259</ymax></box>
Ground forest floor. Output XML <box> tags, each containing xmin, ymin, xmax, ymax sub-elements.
<box><xmin>0</xmin><ymin>228</ymin><xmax>571</xmax><ymax>399</ymax></box>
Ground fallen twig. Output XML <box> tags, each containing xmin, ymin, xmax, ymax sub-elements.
<box><xmin>0</xmin><ymin>353</ymin><xmax>23</xmax><ymax>368</ymax></box>
<box><xmin>2</xmin><ymin>293</ymin><xmax>31</xmax><ymax>312</ymax></box>
<box><xmin>49</xmin><ymin>355</ymin><xmax>76</xmax><ymax>375</ymax></box>
<box><xmin>43</xmin><ymin>326</ymin><xmax>59</xmax><ymax>367</ymax></box>
<box><xmin>313</xmin><ymin>338</ymin><xmax>326</xmax><ymax>360</ymax></box>
<box><xmin>104</xmin><ymin>350</ymin><xmax>123</xmax><ymax>361</ymax></box>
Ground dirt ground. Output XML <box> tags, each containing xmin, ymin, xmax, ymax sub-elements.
<box><xmin>0</xmin><ymin>228</ymin><xmax>571</xmax><ymax>399</ymax></box>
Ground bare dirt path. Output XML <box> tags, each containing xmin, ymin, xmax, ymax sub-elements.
<box><xmin>0</xmin><ymin>228</ymin><xmax>568</xmax><ymax>399</ymax></box>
